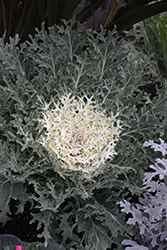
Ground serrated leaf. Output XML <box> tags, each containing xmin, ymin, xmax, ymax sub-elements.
<box><xmin>0</xmin><ymin>175</ymin><xmax>13</xmax><ymax>225</ymax></box>
<box><xmin>122</xmin><ymin>239</ymin><xmax>149</xmax><ymax>250</ymax></box>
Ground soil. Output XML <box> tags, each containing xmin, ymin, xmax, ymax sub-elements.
<box><xmin>0</xmin><ymin>199</ymin><xmax>44</xmax><ymax>243</ymax></box>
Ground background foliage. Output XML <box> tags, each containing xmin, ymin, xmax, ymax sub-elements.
<box><xmin>0</xmin><ymin>0</ymin><xmax>167</xmax><ymax>43</ymax></box>
<box><xmin>129</xmin><ymin>13</ymin><xmax>167</xmax><ymax>78</ymax></box>
<box><xmin>0</xmin><ymin>18</ymin><xmax>167</xmax><ymax>249</ymax></box>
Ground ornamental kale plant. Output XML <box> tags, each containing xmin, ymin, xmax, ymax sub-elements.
<box><xmin>0</xmin><ymin>18</ymin><xmax>167</xmax><ymax>249</ymax></box>
<box><xmin>39</xmin><ymin>94</ymin><xmax>121</xmax><ymax>176</ymax></box>
<box><xmin>120</xmin><ymin>138</ymin><xmax>167</xmax><ymax>250</ymax></box>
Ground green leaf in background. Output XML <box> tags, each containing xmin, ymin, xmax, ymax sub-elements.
<box><xmin>153</xmin><ymin>12</ymin><xmax>167</xmax><ymax>74</ymax></box>
<box><xmin>124</xmin><ymin>12</ymin><xmax>167</xmax><ymax>78</ymax></box>
<box><xmin>105</xmin><ymin>0</ymin><xmax>167</xmax><ymax>32</ymax></box>
<box><xmin>1</xmin><ymin>0</ymin><xmax>167</xmax><ymax>43</ymax></box>
<box><xmin>0</xmin><ymin>0</ymin><xmax>82</xmax><ymax>42</ymax></box>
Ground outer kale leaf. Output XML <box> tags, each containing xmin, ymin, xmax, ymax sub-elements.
<box><xmin>0</xmin><ymin>18</ymin><xmax>167</xmax><ymax>249</ymax></box>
